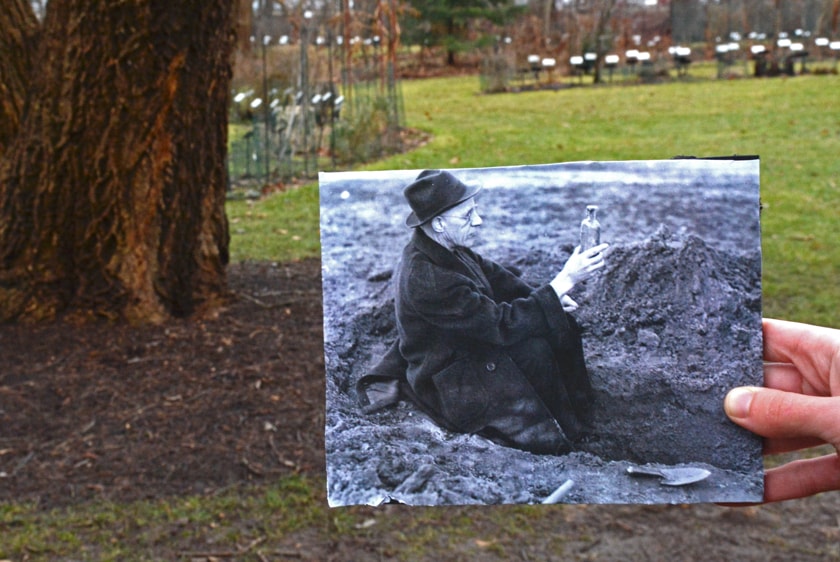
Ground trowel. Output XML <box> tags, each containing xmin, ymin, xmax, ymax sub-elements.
<box><xmin>626</xmin><ymin>464</ymin><xmax>711</xmax><ymax>486</ymax></box>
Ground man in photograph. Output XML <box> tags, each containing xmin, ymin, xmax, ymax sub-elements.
<box><xmin>359</xmin><ymin>169</ymin><xmax>608</xmax><ymax>455</ymax></box>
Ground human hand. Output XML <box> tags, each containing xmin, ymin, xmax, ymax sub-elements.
<box><xmin>550</xmin><ymin>243</ymin><xmax>609</xmax><ymax>298</ymax></box>
<box><xmin>724</xmin><ymin>318</ymin><xmax>840</xmax><ymax>503</ymax></box>
<box><xmin>560</xmin><ymin>294</ymin><xmax>578</xmax><ymax>312</ymax></box>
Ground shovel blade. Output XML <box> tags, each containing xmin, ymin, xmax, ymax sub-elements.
<box><xmin>626</xmin><ymin>465</ymin><xmax>711</xmax><ymax>486</ymax></box>
<box><xmin>659</xmin><ymin>467</ymin><xmax>711</xmax><ymax>486</ymax></box>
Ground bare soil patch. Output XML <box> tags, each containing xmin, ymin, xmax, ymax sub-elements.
<box><xmin>0</xmin><ymin>260</ymin><xmax>325</xmax><ymax>509</ymax></box>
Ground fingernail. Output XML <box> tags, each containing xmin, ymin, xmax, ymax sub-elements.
<box><xmin>725</xmin><ymin>387</ymin><xmax>757</xmax><ymax>419</ymax></box>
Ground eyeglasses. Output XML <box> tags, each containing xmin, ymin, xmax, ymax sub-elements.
<box><xmin>440</xmin><ymin>205</ymin><xmax>480</xmax><ymax>224</ymax></box>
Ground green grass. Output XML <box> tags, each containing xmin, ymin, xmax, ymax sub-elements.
<box><xmin>226</xmin><ymin>179</ymin><xmax>321</xmax><ymax>263</ymax></box>
<box><xmin>0</xmin><ymin>476</ymin><xmax>331</xmax><ymax>560</ymax></box>
<box><xmin>3</xmin><ymin>476</ymin><xmax>569</xmax><ymax>560</ymax></box>
<box><xmin>230</xmin><ymin>71</ymin><xmax>840</xmax><ymax>327</ymax></box>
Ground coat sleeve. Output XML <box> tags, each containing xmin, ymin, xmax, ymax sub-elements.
<box><xmin>403</xmin><ymin>257</ymin><xmax>569</xmax><ymax>347</ymax></box>
<box><xmin>468</xmin><ymin>250</ymin><xmax>535</xmax><ymax>301</ymax></box>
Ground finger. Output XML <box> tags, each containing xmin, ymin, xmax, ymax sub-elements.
<box><xmin>586</xmin><ymin>252</ymin><xmax>605</xmax><ymax>267</ymax></box>
<box><xmin>764</xmin><ymin>362</ymin><xmax>827</xmax><ymax>397</ymax></box>
<box><xmin>582</xmin><ymin>257</ymin><xmax>602</xmax><ymax>270</ymax></box>
<box><xmin>763</xmin><ymin>454</ymin><xmax>840</xmax><ymax>503</ymax></box>
<box><xmin>724</xmin><ymin>387</ymin><xmax>840</xmax><ymax>445</ymax></box>
<box><xmin>762</xmin><ymin>318</ymin><xmax>839</xmax><ymax>395</ymax></box>
<box><xmin>763</xmin><ymin>362</ymin><xmax>807</xmax><ymax>393</ymax></box>
<box><xmin>583</xmin><ymin>243</ymin><xmax>609</xmax><ymax>257</ymax></box>
<box><xmin>763</xmin><ymin>435</ymin><xmax>827</xmax><ymax>455</ymax></box>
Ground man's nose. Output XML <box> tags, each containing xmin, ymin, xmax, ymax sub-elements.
<box><xmin>471</xmin><ymin>212</ymin><xmax>482</xmax><ymax>226</ymax></box>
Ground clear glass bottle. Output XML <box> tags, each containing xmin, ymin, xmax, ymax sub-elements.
<box><xmin>580</xmin><ymin>205</ymin><xmax>601</xmax><ymax>251</ymax></box>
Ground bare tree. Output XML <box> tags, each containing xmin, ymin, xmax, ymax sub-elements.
<box><xmin>817</xmin><ymin>0</ymin><xmax>840</xmax><ymax>35</ymax></box>
<box><xmin>0</xmin><ymin>1</ymin><xmax>39</xmax><ymax>155</ymax></box>
<box><xmin>591</xmin><ymin>0</ymin><xmax>618</xmax><ymax>84</ymax></box>
<box><xmin>235</xmin><ymin>0</ymin><xmax>255</xmax><ymax>53</ymax></box>
<box><xmin>0</xmin><ymin>0</ymin><xmax>235</xmax><ymax>323</ymax></box>
<box><xmin>556</xmin><ymin>0</ymin><xmax>618</xmax><ymax>83</ymax></box>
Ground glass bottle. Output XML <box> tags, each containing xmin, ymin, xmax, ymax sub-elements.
<box><xmin>579</xmin><ymin>205</ymin><xmax>601</xmax><ymax>251</ymax></box>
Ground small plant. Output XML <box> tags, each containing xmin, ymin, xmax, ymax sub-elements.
<box><xmin>480</xmin><ymin>52</ymin><xmax>513</xmax><ymax>93</ymax></box>
<box><xmin>332</xmin><ymin>95</ymin><xmax>402</xmax><ymax>165</ymax></box>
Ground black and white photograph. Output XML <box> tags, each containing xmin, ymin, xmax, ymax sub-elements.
<box><xmin>320</xmin><ymin>159</ymin><xmax>763</xmax><ymax>507</ymax></box>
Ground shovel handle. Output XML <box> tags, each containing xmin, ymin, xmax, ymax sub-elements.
<box><xmin>626</xmin><ymin>466</ymin><xmax>664</xmax><ymax>478</ymax></box>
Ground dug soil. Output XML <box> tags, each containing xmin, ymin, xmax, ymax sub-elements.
<box><xmin>1</xmin><ymin>259</ymin><xmax>839</xmax><ymax>560</ymax></box>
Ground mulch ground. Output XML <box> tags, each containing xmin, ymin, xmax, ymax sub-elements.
<box><xmin>0</xmin><ymin>259</ymin><xmax>325</xmax><ymax>509</ymax></box>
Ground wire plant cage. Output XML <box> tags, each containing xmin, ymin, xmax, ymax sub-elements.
<box><xmin>228</xmin><ymin>0</ymin><xmax>404</xmax><ymax>188</ymax></box>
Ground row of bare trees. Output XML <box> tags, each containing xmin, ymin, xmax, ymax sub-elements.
<box><xmin>400</xmin><ymin>0</ymin><xmax>839</xmax><ymax>71</ymax></box>
<box><xmin>448</xmin><ymin>0</ymin><xmax>840</xmax><ymax>83</ymax></box>
<box><xmin>531</xmin><ymin>0</ymin><xmax>840</xmax><ymax>48</ymax></box>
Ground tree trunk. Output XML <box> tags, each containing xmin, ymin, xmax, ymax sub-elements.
<box><xmin>446</xmin><ymin>17</ymin><xmax>457</xmax><ymax>66</ymax></box>
<box><xmin>592</xmin><ymin>0</ymin><xmax>618</xmax><ymax>85</ymax></box>
<box><xmin>0</xmin><ymin>0</ymin><xmax>234</xmax><ymax>323</ymax></box>
<box><xmin>235</xmin><ymin>0</ymin><xmax>254</xmax><ymax>53</ymax></box>
<box><xmin>0</xmin><ymin>0</ymin><xmax>39</xmax><ymax>155</ymax></box>
<box><xmin>543</xmin><ymin>0</ymin><xmax>553</xmax><ymax>43</ymax></box>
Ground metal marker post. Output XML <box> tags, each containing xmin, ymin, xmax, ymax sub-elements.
<box><xmin>261</xmin><ymin>34</ymin><xmax>271</xmax><ymax>182</ymax></box>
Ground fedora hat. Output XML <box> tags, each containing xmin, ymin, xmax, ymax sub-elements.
<box><xmin>404</xmin><ymin>169</ymin><xmax>481</xmax><ymax>228</ymax></box>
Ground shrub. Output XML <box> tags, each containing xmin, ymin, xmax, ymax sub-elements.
<box><xmin>332</xmin><ymin>95</ymin><xmax>401</xmax><ymax>165</ymax></box>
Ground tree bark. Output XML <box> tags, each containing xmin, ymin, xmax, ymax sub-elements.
<box><xmin>234</xmin><ymin>0</ymin><xmax>254</xmax><ymax>53</ymax></box>
<box><xmin>592</xmin><ymin>0</ymin><xmax>618</xmax><ymax>84</ymax></box>
<box><xmin>543</xmin><ymin>0</ymin><xmax>553</xmax><ymax>44</ymax></box>
<box><xmin>446</xmin><ymin>17</ymin><xmax>457</xmax><ymax>66</ymax></box>
<box><xmin>0</xmin><ymin>0</ymin><xmax>39</xmax><ymax>155</ymax></box>
<box><xmin>0</xmin><ymin>0</ymin><xmax>234</xmax><ymax>323</ymax></box>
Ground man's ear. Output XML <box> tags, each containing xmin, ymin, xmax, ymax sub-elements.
<box><xmin>431</xmin><ymin>216</ymin><xmax>446</xmax><ymax>233</ymax></box>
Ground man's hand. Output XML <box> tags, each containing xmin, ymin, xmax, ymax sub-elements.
<box><xmin>560</xmin><ymin>294</ymin><xmax>578</xmax><ymax>312</ymax></box>
<box><xmin>724</xmin><ymin>318</ymin><xmax>840</xmax><ymax>502</ymax></box>
<box><xmin>550</xmin><ymin>243</ymin><xmax>609</xmax><ymax>298</ymax></box>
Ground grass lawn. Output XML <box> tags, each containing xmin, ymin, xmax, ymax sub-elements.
<box><xmin>0</xmin><ymin>477</ymin><xmax>331</xmax><ymax>560</ymax></box>
<box><xmin>227</xmin><ymin>180</ymin><xmax>320</xmax><ymax>263</ymax></box>
<box><xmin>231</xmin><ymin>71</ymin><xmax>840</xmax><ymax>327</ymax></box>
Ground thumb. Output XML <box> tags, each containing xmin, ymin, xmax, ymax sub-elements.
<box><xmin>724</xmin><ymin>386</ymin><xmax>840</xmax><ymax>445</ymax></box>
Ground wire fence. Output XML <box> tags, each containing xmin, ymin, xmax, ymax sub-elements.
<box><xmin>227</xmin><ymin>82</ymin><xmax>403</xmax><ymax>190</ymax></box>
<box><xmin>228</xmin><ymin>5</ymin><xmax>404</xmax><ymax>190</ymax></box>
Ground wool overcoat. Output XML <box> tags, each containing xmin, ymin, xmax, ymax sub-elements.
<box><xmin>359</xmin><ymin>229</ymin><xmax>590</xmax><ymax>454</ymax></box>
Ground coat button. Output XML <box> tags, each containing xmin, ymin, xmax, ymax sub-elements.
<box><xmin>485</xmin><ymin>362</ymin><xmax>496</xmax><ymax>372</ymax></box>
